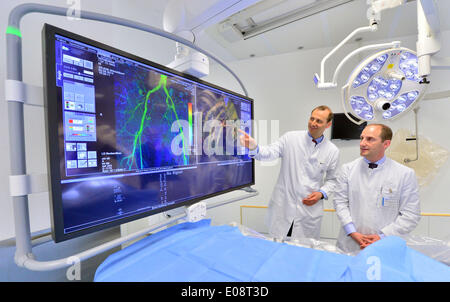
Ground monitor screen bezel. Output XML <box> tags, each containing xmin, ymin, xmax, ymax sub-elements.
<box><xmin>42</xmin><ymin>23</ymin><xmax>255</xmax><ymax>243</ymax></box>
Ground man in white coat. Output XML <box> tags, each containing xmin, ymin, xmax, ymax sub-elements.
<box><xmin>333</xmin><ymin>123</ymin><xmax>420</xmax><ymax>253</ymax></box>
<box><xmin>239</xmin><ymin>105</ymin><xmax>339</xmax><ymax>240</ymax></box>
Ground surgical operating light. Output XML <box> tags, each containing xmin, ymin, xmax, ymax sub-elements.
<box><xmin>312</xmin><ymin>0</ymin><xmax>450</xmax><ymax>125</ymax></box>
<box><xmin>342</xmin><ymin>48</ymin><xmax>428</xmax><ymax>124</ymax></box>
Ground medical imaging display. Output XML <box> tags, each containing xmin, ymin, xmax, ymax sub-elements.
<box><xmin>43</xmin><ymin>24</ymin><xmax>254</xmax><ymax>242</ymax></box>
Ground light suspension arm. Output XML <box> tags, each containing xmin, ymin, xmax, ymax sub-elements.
<box><xmin>314</xmin><ymin>22</ymin><xmax>378</xmax><ymax>89</ymax></box>
<box><xmin>314</xmin><ymin>0</ymin><xmax>410</xmax><ymax>89</ymax></box>
<box><xmin>332</xmin><ymin>41</ymin><xmax>401</xmax><ymax>84</ymax></box>
<box><xmin>416</xmin><ymin>0</ymin><xmax>440</xmax><ymax>81</ymax></box>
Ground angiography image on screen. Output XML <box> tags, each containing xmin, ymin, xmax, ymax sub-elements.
<box><xmin>43</xmin><ymin>24</ymin><xmax>254</xmax><ymax>242</ymax></box>
<box><xmin>114</xmin><ymin>70</ymin><xmax>193</xmax><ymax>171</ymax></box>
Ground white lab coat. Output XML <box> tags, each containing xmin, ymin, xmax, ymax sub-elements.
<box><xmin>333</xmin><ymin>157</ymin><xmax>421</xmax><ymax>253</ymax></box>
<box><xmin>254</xmin><ymin>130</ymin><xmax>339</xmax><ymax>239</ymax></box>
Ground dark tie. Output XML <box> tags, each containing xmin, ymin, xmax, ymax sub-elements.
<box><xmin>312</xmin><ymin>139</ymin><xmax>318</xmax><ymax>146</ymax></box>
<box><xmin>368</xmin><ymin>163</ymin><xmax>378</xmax><ymax>169</ymax></box>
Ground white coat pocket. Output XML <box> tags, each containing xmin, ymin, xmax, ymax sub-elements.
<box><xmin>381</xmin><ymin>196</ymin><xmax>400</xmax><ymax>208</ymax></box>
<box><xmin>379</xmin><ymin>194</ymin><xmax>400</xmax><ymax>223</ymax></box>
<box><xmin>379</xmin><ymin>183</ymin><xmax>400</xmax><ymax>209</ymax></box>
<box><xmin>314</xmin><ymin>156</ymin><xmax>327</xmax><ymax>178</ymax></box>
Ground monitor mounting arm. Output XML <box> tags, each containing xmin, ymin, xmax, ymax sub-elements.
<box><xmin>162</xmin><ymin>0</ymin><xmax>261</xmax><ymax>78</ymax></box>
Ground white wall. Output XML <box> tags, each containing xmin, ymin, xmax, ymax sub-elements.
<box><xmin>204</xmin><ymin>31</ymin><xmax>450</xmax><ymax>240</ymax></box>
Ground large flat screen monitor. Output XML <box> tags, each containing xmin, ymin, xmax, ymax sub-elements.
<box><xmin>42</xmin><ymin>24</ymin><xmax>254</xmax><ymax>242</ymax></box>
<box><xmin>331</xmin><ymin>113</ymin><xmax>367</xmax><ymax>140</ymax></box>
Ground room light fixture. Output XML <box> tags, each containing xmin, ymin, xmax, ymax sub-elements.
<box><xmin>218</xmin><ymin>0</ymin><xmax>356</xmax><ymax>41</ymax></box>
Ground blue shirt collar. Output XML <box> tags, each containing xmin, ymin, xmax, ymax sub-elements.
<box><xmin>307</xmin><ymin>132</ymin><xmax>324</xmax><ymax>144</ymax></box>
<box><xmin>363</xmin><ymin>155</ymin><xmax>386</xmax><ymax>165</ymax></box>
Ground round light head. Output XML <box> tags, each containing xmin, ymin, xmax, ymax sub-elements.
<box><xmin>344</xmin><ymin>48</ymin><xmax>428</xmax><ymax>122</ymax></box>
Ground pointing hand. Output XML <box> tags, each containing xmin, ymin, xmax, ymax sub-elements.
<box><xmin>238</xmin><ymin>129</ymin><xmax>257</xmax><ymax>150</ymax></box>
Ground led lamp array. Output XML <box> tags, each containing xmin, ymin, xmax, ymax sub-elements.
<box><xmin>344</xmin><ymin>48</ymin><xmax>427</xmax><ymax>122</ymax></box>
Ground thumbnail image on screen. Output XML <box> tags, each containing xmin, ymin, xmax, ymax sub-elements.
<box><xmin>43</xmin><ymin>24</ymin><xmax>254</xmax><ymax>242</ymax></box>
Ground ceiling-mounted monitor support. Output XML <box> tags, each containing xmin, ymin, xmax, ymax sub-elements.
<box><xmin>7</xmin><ymin>3</ymin><xmax>249</xmax><ymax>97</ymax></box>
<box><xmin>162</xmin><ymin>0</ymin><xmax>262</xmax><ymax>78</ymax></box>
<box><xmin>163</xmin><ymin>0</ymin><xmax>209</xmax><ymax>78</ymax></box>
